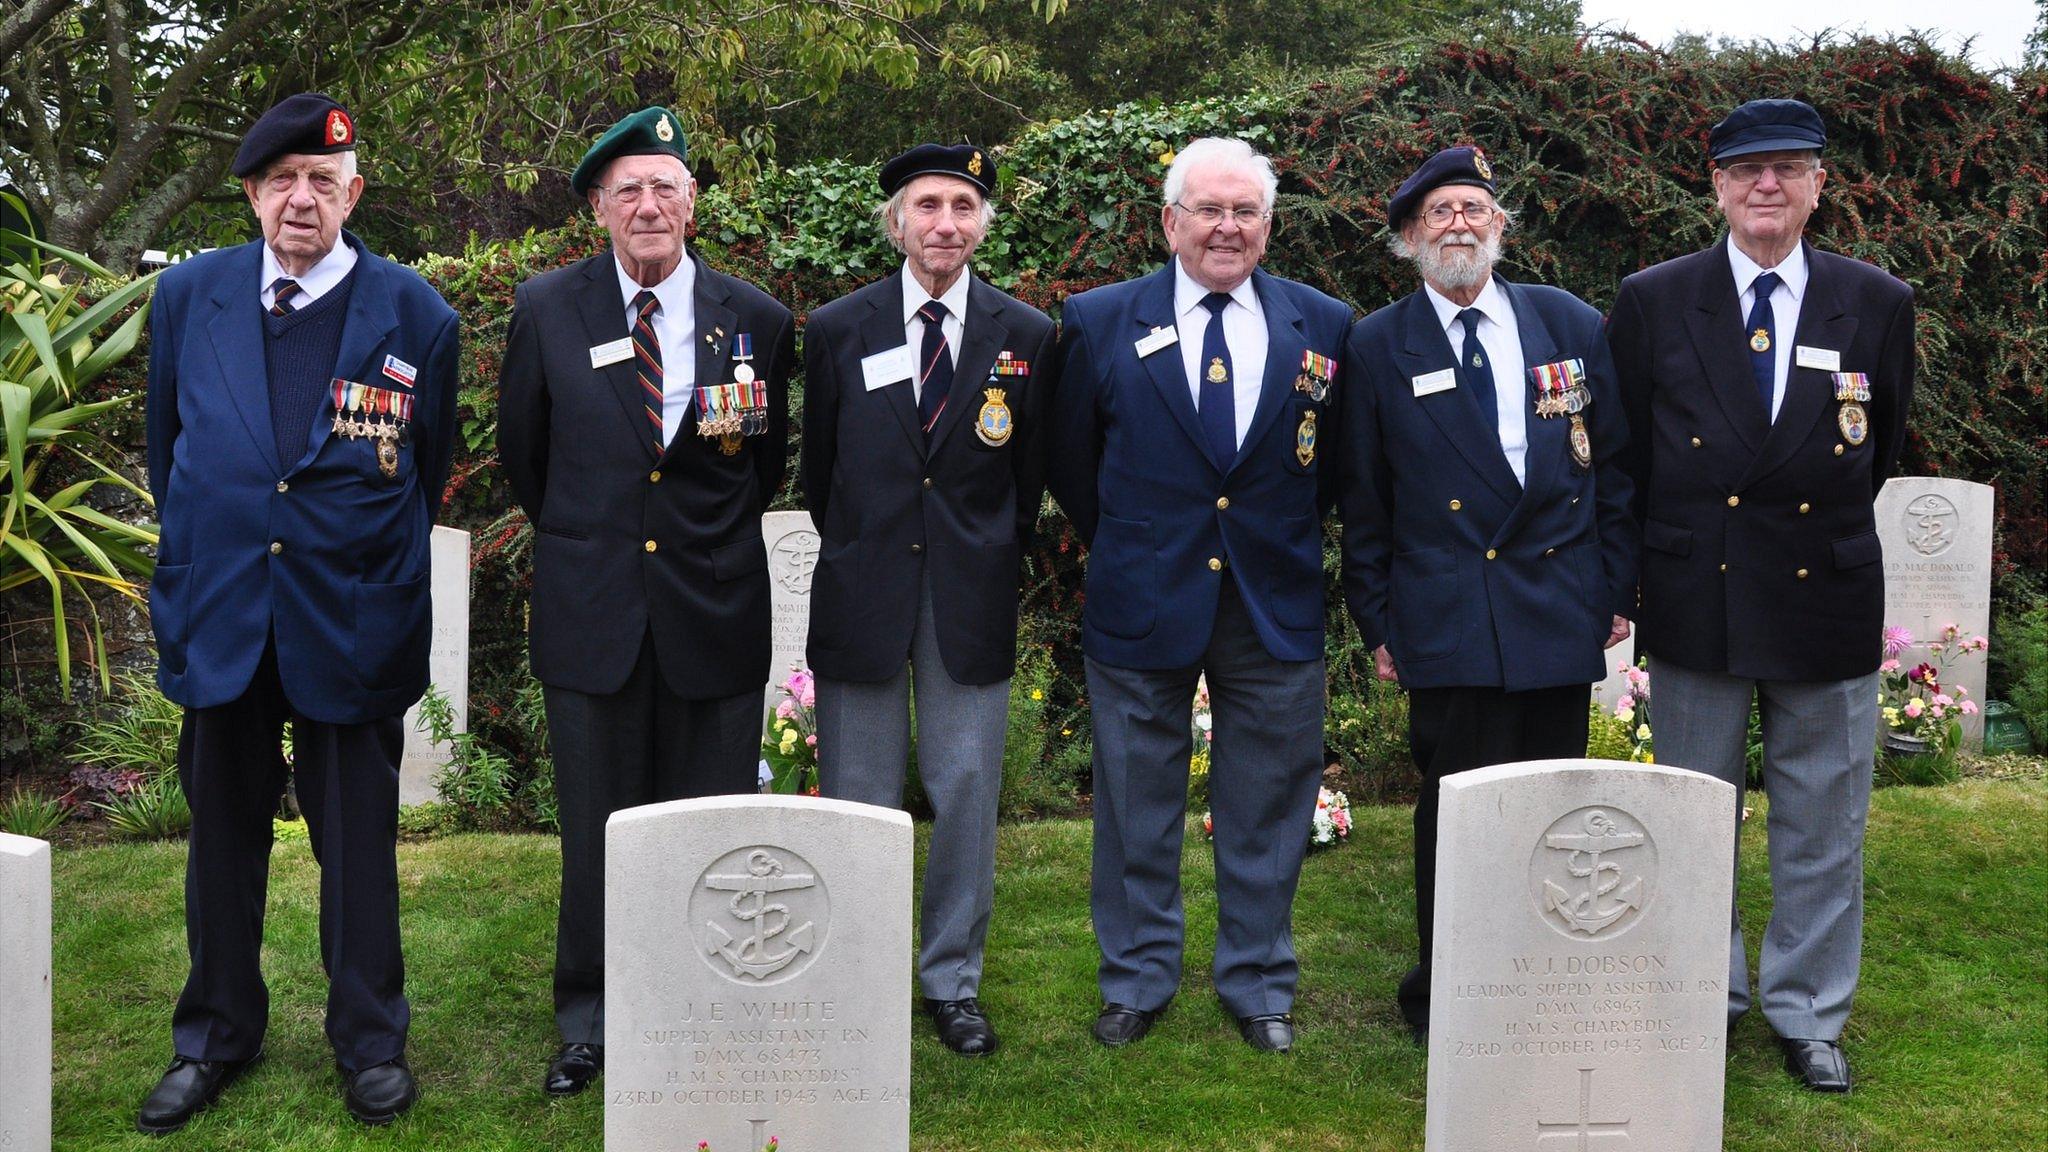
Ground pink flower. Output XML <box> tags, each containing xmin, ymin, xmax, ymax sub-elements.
<box><xmin>804</xmin><ymin>734</ymin><xmax>817</xmax><ymax>748</ymax></box>
<box><xmin>1961</xmin><ymin>700</ymin><xmax>1980</xmax><ymax>716</ymax></box>
<box><xmin>776</xmin><ymin>699</ymin><xmax>797</xmax><ymax>720</ymax></box>
<box><xmin>1879</xmin><ymin>658</ymin><xmax>1900</xmax><ymax>673</ymax></box>
<box><xmin>1904</xmin><ymin>699</ymin><xmax>1924</xmax><ymax>719</ymax></box>
<box><xmin>1932</xmin><ymin>694</ymin><xmax>1953</xmax><ymax>708</ymax></box>
<box><xmin>1970</xmin><ymin>635</ymin><xmax>1989</xmax><ymax>651</ymax></box>
<box><xmin>1881</xmin><ymin>625</ymin><xmax>1914</xmax><ymax>658</ymax></box>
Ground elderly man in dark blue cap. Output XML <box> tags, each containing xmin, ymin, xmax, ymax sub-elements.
<box><xmin>798</xmin><ymin>142</ymin><xmax>1057</xmax><ymax>1057</ymax></box>
<box><xmin>1606</xmin><ymin>99</ymin><xmax>1917</xmax><ymax>1093</ymax></box>
<box><xmin>1338</xmin><ymin>144</ymin><xmax>1638</xmax><ymax>1044</ymax></box>
<box><xmin>138</xmin><ymin>92</ymin><xmax>459</xmax><ymax>1131</ymax></box>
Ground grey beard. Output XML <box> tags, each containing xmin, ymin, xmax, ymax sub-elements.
<box><xmin>1415</xmin><ymin>233</ymin><xmax>1499</xmax><ymax>292</ymax></box>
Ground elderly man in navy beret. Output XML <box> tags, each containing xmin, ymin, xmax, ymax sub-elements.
<box><xmin>138</xmin><ymin>93</ymin><xmax>459</xmax><ymax>1131</ymax></box>
<box><xmin>1607</xmin><ymin>98</ymin><xmax>1916</xmax><ymax>1093</ymax></box>
<box><xmin>497</xmin><ymin>106</ymin><xmax>796</xmax><ymax>1097</ymax></box>
<box><xmin>1339</xmin><ymin>145</ymin><xmax>1637</xmax><ymax>1044</ymax></box>
<box><xmin>798</xmin><ymin>143</ymin><xmax>1056</xmax><ymax>1057</ymax></box>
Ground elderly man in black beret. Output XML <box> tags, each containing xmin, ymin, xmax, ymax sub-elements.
<box><xmin>799</xmin><ymin>143</ymin><xmax>1056</xmax><ymax>1057</ymax></box>
<box><xmin>1607</xmin><ymin>98</ymin><xmax>1916</xmax><ymax>1093</ymax></box>
<box><xmin>1339</xmin><ymin>145</ymin><xmax>1637</xmax><ymax>1044</ymax></box>
<box><xmin>497</xmin><ymin>106</ymin><xmax>796</xmax><ymax>1096</ymax></box>
<box><xmin>138</xmin><ymin>93</ymin><xmax>459</xmax><ymax>1131</ymax></box>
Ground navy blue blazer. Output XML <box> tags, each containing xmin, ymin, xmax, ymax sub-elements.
<box><xmin>1047</xmin><ymin>265</ymin><xmax>1352</xmax><ymax>669</ymax></box>
<box><xmin>145</xmin><ymin>234</ymin><xmax>460</xmax><ymax>723</ymax></box>
<box><xmin>1608</xmin><ymin>240</ymin><xmax>1915</xmax><ymax>682</ymax></box>
<box><xmin>1339</xmin><ymin>278</ymin><xmax>1637</xmax><ymax>692</ymax></box>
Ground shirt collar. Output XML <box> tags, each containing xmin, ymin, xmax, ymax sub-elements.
<box><xmin>1173</xmin><ymin>260</ymin><xmax>1260</xmax><ymax>321</ymax></box>
<box><xmin>900</xmin><ymin>262</ymin><xmax>973</xmax><ymax>327</ymax></box>
<box><xmin>615</xmin><ymin>251</ymin><xmax>696</xmax><ymax>316</ymax></box>
<box><xmin>1725</xmin><ymin>235</ymin><xmax>1807</xmax><ymax>302</ymax></box>
<box><xmin>1422</xmin><ymin>274</ymin><xmax>1512</xmax><ymax>336</ymax></box>
<box><xmin>260</xmin><ymin>235</ymin><xmax>357</xmax><ymax>302</ymax></box>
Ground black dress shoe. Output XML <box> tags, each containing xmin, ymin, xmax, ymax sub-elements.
<box><xmin>923</xmin><ymin>997</ymin><xmax>1000</xmax><ymax>1057</ymax></box>
<box><xmin>545</xmin><ymin>1042</ymin><xmax>604</xmax><ymax>1096</ymax></box>
<box><xmin>344</xmin><ymin>1057</ymin><xmax>418</xmax><ymax>1125</ymax></box>
<box><xmin>1092</xmin><ymin>1003</ymin><xmax>1166</xmax><ymax>1048</ymax></box>
<box><xmin>1778</xmin><ymin>1037</ymin><xmax>1853</xmax><ymax>1092</ymax></box>
<box><xmin>1236</xmin><ymin>1013</ymin><xmax>1295</xmax><ymax>1053</ymax></box>
<box><xmin>136</xmin><ymin>1052</ymin><xmax>260</xmax><ymax>1135</ymax></box>
<box><xmin>1407</xmin><ymin>1019</ymin><xmax>1429</xmax><ymax>1047</ymax></box>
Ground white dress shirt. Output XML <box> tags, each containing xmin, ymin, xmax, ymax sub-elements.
<box><xmin>615</xmin><ymin>255</ymin><xmax>699</xmax><ymax>444</ymax></box>
<box><xmin>260</xmin><ymin>238</ymin><xmax>358</xmax><ymax>311</ymax></box>
<box><xmin>1726</xmin><ymin>237</ymin><xmax>1808</xmax><ymax>423</ymax></box>
<box><xmin>1173</xmin><ymin>260</ymin><xmax>1267</xmax><ymax>449</ymax></box>
<box><xmin>900</xmin><ymin>261</ymin><xmax>971</xmax><ymax>403</ymax></box>
<box><xmin>1424</xmin><ymin>276</ymin><xmax>1529</xmax><ymax>485</ymax></box>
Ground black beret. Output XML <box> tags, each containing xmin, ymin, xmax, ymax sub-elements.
<box><xmin>231</xmin><ymin>93</ymin><xmax>356</xmax><ymax>178</ymax></box>
<box><xmin>1709</xmin><ymin>99</ymin><xmax>1826</xmax><ymax>161</ymax></box>
<box><xmin>1387</xmin><ymin>145</ymin><xmax>1497</xmax><ymax>227</ymax></box>
<box><xmin>572</xmin><ymin>107</ymin><xmax>688</xmax><ymax>196</ymax></box>
<box><xmin>879</xmin><ymin>143</ymin><xmax>993</xmax><ymax>198</ymax></box>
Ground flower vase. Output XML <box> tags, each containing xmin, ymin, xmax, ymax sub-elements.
<box><xmin>1882</xmin><ymin>730</ymin><xmax>1931</xmax><ymax>757</ymax></box>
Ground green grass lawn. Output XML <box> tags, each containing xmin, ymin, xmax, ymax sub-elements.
<box><xmin>49</xmin><ymin>777</ymin><xmax>2047</xmax><ymax>1151</ymax></box>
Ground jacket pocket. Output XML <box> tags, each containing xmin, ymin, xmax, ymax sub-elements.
<box><xmin>353</xmin><ymin>572</ymin><xmax>432</xmax><ymax>691</ymax></box>
<box><xmin>1087</xmin><ymin>513</ymin><xmax>1156</xmax><ymax>639</ymax></box>
<box><xmin>1831</xmin><ymin>531</ymin><xmax>1882</xmax><ymax>570</ymax></box>
<box><xmin>149</xmin><ymin>562</ymin><xmax>193</xmax><ymax>674</ymax></box>
<box><xmin>537</xmin><ymin>524</ymin><xmax>589</xmax><ymax>541</ymax></box>
<box><xmin>1642</xmin><ymin>518</ymin><xmax>1693</xmax><ymax>558</ymax></box>
<box><xmin>711</xmin><ymin>536</ymin><xmax>768</xmax><ymax>581</ymax></box>
<box><xmin>1389</xmin><ymin>546</ymin><xmax>1459</xmax><ymax>661</ymax></box>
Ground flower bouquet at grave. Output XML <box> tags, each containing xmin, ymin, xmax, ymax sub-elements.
<box><xmin>1186</xmin><ymin>675</ymin><xmax>1214</xmax><ymax>806</ymax></box>
<box><xmin>1202</xmin><ymin>786</ymin><xmax>1351</xmax><ymax>851</ymax></box>
<box><xmin>763</xmin><ymin>666</ymin><xmax>819</xmax><ymax>795</ymax></box>
<box><xmin>1879</xmin><ymin>624</ymin><xmax>1985</xmax><ymax>761</ymax></box>
<box><xmin>1610</xmin><ymin>658</ymin><xmax>1655</xmax><ymax>764</ymax></box>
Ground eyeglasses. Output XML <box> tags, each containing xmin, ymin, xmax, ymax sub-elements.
<box><xmin>1174</xmin><ymin>202</ymin><xmax>1270</xmax><ymax>227</ymax></box>
<box><xmin>1420</xmin><ymin>202</ymin><xmax>1495</xmax><ymax>228</ymax></box>
<box><xmin>1719</xmin><ymin>160</ymin><xmax>1818</xmax><ymax>185</ymax></box>
<box><xmin>600</xmin><ymin>178</ymin><xmax>690</xmax><ymax>204</ymax></box>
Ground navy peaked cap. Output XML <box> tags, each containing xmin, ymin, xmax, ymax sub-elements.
<box><xmin>879</xmin><ymin>143</ymin><xmax>993</xmax><ymax>198</ymax></box>
<box><xmin>1709</xmin><ymin>99</ymin><xmax>1826</xmax><ymax>161</ymax></box>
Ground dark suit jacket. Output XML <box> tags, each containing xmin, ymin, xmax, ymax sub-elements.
<box><xmin>1607</xmin><ymin>239</ymin><xmax>1916</xmax><ymax>682</ymax></box>
<box><xmin>144</xmin><ymin>233</ymin><xmax>460</xmax><ymax>723</ymax></box>
<box><xmin>498</xmin><ymin>250</ymin><xmax>794</xmax><ymax>698</ymax></box>
<box><xmin>1339</xmin><ymin>277</ymin><xmax>1637</xmax><ymax>692</ymax></box>
<box><xmin>800</xmin><ymin>269</ymin><xmax>1057</xmax><ymax>685</ymax></box>
<box><xmin>1047</xmin><ymin>264</ymin><xmax>1352</xmax><ymax>669</ymax></box>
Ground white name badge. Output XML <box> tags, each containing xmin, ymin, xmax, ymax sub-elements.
<box><xmin>1796</xmin><ymin>345</ymin><xmax>1841</xmax><ymax>372</ymax></box>
<box><xmin>589</xmin><ymin>338</ymin><xmax>633</xmax><ymax>369</ymax></box>
<box><xmin>1412</xmin><ymin>368</ymin><xmax>1458</xmax><ymax>397</ymax></box>
<box><xmin>1134</xmin><ymin>326</ymin><xmax>1179</xmax><ymax>358</ymax></box>
<box><xmin>861</xmin><ymin>344</ymin><xmax>915</xmax><ymax>392</ymax></box>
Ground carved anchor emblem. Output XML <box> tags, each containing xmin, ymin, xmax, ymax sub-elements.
<box><xmin>703</xmin><ymin>849</ymin><xmax>817</xmax><ymax>980</ymax></box>
<box><xmin>1541</xmin><ymin>811</ymin><xmax>1645</xmax><ymax>936</ymax></box>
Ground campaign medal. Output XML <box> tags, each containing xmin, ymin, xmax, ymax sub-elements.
<box><xmin>719</xmin><ymin>431</ymin><xmax>744</xmax><ymax>456</ymax></box>
<box><xmin>1207</xmin><ymin>357</ymin><xmax>1229</xmax><ymax>385</ymax></box>
<box><xmin>991</xmin><ymin>350</ymin><xmax>1030</xmax><ymax>377</ymax></box>
<box><xmin>731</xmin><ymin>331</ymin><xmax>756</xmax><ymax>384</ymax></box>
<box><xmin>1830</xmin><ymin>372</ymin><xmax>1871</xmax><ymax>447</ymax></box>
<box><xmin>1296</xmin><ymin>349</ymin><xmax>1335</xmax><ymax>402</ymax></box>
<box><xmin>976</xmin><ymin>387</ymin><xmax>1014</xmax><ymax>447</ymax></box>
<box><xmin>1568</xmin><ymin>414</ymin><xmax>1592</xmax><ymax>467</ymax></box>
<box><xmin>375</xmin><ymin>432</ymin><xmax>400</xmax><ymax>477</ymax></box>
<box><xmin>1750</xmin><ymin>328</ymin><xmax>1771</xmax><ymax>353</ymax></box>
<box><xmin>329</xmin><ymin>377</ymin><xmax>413</xmax><ymax>476</ymax></box>
<box><xmin>1295</xmin><ymin>409</ymin><xmax>1318</xmax><ymax>467</ymax></box>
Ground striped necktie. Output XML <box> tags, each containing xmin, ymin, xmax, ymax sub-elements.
<box><xmin>268</xmin><ymin>277</ymin><xmax>300</xmax><ymax>317</ymax></box>
<box><xmin>633</xmin><ymin>290</ymin><xmax>664</xmax><ymax>451</ymax></box>
<box><xmin>917</xmin><ymin>299</ymin><xmax>952</xmax><ymax>438</ymax></box>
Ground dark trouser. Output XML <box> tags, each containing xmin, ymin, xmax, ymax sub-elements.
<box><xmin>1399</xmin><ymin>682</ymin><xmax>1590</xmax><ymax>1028</ymax></box>
<box><xmin>545</xmin><ymin>633</ymin><xmax>762</xmax><ymax>1044</ymax></box>
<box><xmin>173</xmin><ymin>646</ymin><xmax>408</xmax><ymax>1073</ymax></box>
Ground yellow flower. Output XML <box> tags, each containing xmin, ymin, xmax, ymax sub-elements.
<box><xmin>1158</xmin><ymin>150</ymin><xmax>1176</xmax><ymax>166</ymax></box>
<box><xmin>778</xmin><ymin>729</ymin><xmax>797</xmax><ymax>754</ymax></box>
<box><xmin>1030</xmin><ymin>688</ymin><xmax>1044</xmax><ymax>701</ymax></box>
<box><xmin>1061</xmin><ymin>728</ymin><xmax>1073</xmax><ymax>736</ymax></box>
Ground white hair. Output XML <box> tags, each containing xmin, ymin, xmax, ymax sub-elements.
<box><xmin>874</xmin><ymin>182</ymin><xmax>996</xmax><ymax>253</ymax></box>
<box><xmin>1162</xmin><ymin>138</ymin><xmax>1278</xmax><ymax>212</ymax></box>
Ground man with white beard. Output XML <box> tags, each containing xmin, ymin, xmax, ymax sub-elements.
<box><xmin>1337</xmin><ymin>145</ymin><xmax>1639</xmax><ymax>1043</ymax></box>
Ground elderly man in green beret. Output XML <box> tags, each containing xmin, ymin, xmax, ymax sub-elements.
<box><xmin>498</xmin><ymin>107</ymin><xmax>796</xmax><ymax>1097</ymax></box>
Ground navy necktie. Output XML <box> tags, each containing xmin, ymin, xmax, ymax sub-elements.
<box><xmin>917</xmin><ymin>299</ymin><xmax>952</xmax><ymax>438</ymax></box>
<box><xmin>1198</xmin><ymin>291</ymin><xmax>1236</xmax><ymax>469</ymax></box>
<box><xmin>631</xmin><ymin>290</ymin><xmax>664</xmax><ymax>452</ymax></box>
<box><xmin>1456</xmin><ymin>307</ymin><xmax>1496</xmax><ymax>431</ymax></box>
<box><xmin>1746</xmin><ymin>271</ymin><xmax>1781</xmax><ymax>419</ymax></box>
<box><xmin>268</xmin><ymin>277</ymin><xmax>300</xmax><ymax>316</ymax></box>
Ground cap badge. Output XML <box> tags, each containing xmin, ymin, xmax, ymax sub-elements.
<box><xmin>967</xmin><ymin>151</ymin><xmax>983</xmax><ymax>177</ymax></box>
<box><xmin>1471</xmin><ymin>147</ymin><xmax>1492</xmax><ymax>181</ymax></box>
<box><xmin>656</xmin><ymin>115</ymin><xmax>675</xmax><ymax>142</ymax></box>
<box><xmin>325</xmin><ymin>109</ymin><xmax>352</xmax><ymax>146</ymax></box>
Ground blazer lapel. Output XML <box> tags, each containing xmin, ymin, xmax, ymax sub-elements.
<box><xmin>1680</xmin><ymin>247</ymin><xmax>1769</xmax><ymax>453</ymax></box>
<box><xmin>574</xmin><ymin>253</ymin><xmax>659</xmax><ymax>455</ymax></box>
<box><xmin>1496</xmin><ymin>278</ymin><xmax>1566</xmax><ymax>541</ymax></box>
<box><xmin>203</xmin><ymin>243</ymin><xmax>276</xmax><ymax>474</ymax></box>
<box><xmin>294</xmin><ymin>237</ymin><xmax>397</xmax><ymax>471</ymax></box>
<box><xmin>675</xmin><ymin>255</ymin><xmax>738</xmax><ymax>461</ymax></box>
<box><xmin>1395</xmin><ymin>290</ymin><xmax>1520</xmax><ymax>505</ymax></box>
<box><xmin>930</xmin><ymin>276</ymin><xmax>1010</xmax><ymax>454</ymax></box>
<box><xmin>1133</xmin><ymin>265</ymin><xmax>1218</xmax><ymax>472</ymax></box>
<box><xmin>1743</xmin><ymin>243</ymin><xmax>1859</xmax><ymax>486</ymax></box>
<box><xmin>1235</xmin><ymin>269</ymin><xmax>1306</xmax><ymax>474</ymax></box>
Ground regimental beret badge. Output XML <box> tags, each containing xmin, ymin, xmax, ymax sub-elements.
<box><xmin>1471</xmin><ymin>146</ymin><xmax>1492</xmax><ymax>181</ymax></box>
<box><xmin>656</xmin><ymin>115</ymin><xmax>675</xmax><ymax>143</ymax></box>
<box><xmin>326</xmin><ymin>109</ymin><xmax>352</xmax><ymax>146</ymax></box>
<box><xmin>968</xmin><ymin>151</ymin><xmax>984</xmax><ymax>177</ymax></box>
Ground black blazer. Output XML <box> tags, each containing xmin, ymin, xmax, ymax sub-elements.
<box><xmin>499</xmin><ymin>250</ymin><xmax>795</xmax><ymax>698</ymax></box>
<box><xmin>800</xmin><ymin>270</ymin><xmax>1057</xmax><ymax>685</ymax></box>
<box><xmin>1607</xmin><ymin>239</ymin><xmax>1916</xmax><ymax>682</ymax></box>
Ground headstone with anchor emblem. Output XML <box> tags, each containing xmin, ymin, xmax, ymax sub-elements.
<box><xmin>1424</xmin><ymin>760</ymin><xmax>1736</xmax><ymax>1152</ymax></box>
<box><xmin>0</xmin><ymin>832</ymin><xmax>52</xmax><ymax>1152</ymax></box>
<box><xmin>761</xmin><ymin>510</ymin><xmax>821</xmax><ymax>728</ymax></box>
<box><xmin>1876</xmin><ymin>477</ymin><xmax>1995</xmax><ymax>746</ymax></box>
<box><xmin>606</xmin><ymin>794</ymin><xmax>911</xmax><ymax>1152</ymax></box>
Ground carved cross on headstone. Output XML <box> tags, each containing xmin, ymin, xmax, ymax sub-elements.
<box><xmin>1535</xmin><ymin>1067</ymin><xmax>1631</xmax><ymax>1148</ymax></box>
<box><xmin>750</xmin><ymin>1117</ymin><xmax>774</xmax><ymax>1148</ymax></box>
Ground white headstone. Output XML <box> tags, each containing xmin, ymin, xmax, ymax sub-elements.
<box><xmin>762</xmin><ymin>510</ymin><xmax>820</xmax><ymax>725</ymax></box>
<box><xmin>0</xmin><ymin>833</ymin><xmax>51</xmax><ymax>1152</ymax></box>
<box><xmin>400</xmin><ymin>525</ymin><xmax>472</xmax><ymax>805</ymax></box>
<box><xmin>1591</xmin><ymin>634</ymin><xmax>1637</xmax><ymax>718</ymax></box>
<box><xmin>1876</xmin><ymin>477</ymin><xmax>1995</xmax><ymax>744</ymax></box>
<box><xmin>1425</xmin><ymin>760</ymin><xmax>1736</xmax><ymax>1152</ymax></box>
<box><xmin>606</xmin><ymin>795</ymin><xmax>911</xmax><ymax>1152</ymax></box>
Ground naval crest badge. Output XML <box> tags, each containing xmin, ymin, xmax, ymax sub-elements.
<box><xmin>1471</xmin><ymin>146</ymin><xmax>1493</xmax><ymax>182</ymax></box>
<box><xmin>976</xmin><ymin>387</ymin><xmax>1013</xmax><ymax>447</ymax></box>
<box><xmin>1295</xmin><ymin>409</ymin><xmax>1318</xmax><ymax>467</ymax></box>
<box><xmin>968</xmin><ymin>150</ymin><xmax>984</xmax><ymax>177</ymax></box>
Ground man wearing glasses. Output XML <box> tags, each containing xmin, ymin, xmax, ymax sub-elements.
<box><xmin>497</xmin><ymin>106</ymin><xmax>795</xmax><ymax>1097</ymax></box>
<box><xmin>1607</xmin><ymin>99</ymin><xmax>1916</xmax><ymax>1094</ymax></box>
<box><xmin>1338</xmin><ymin>145</ymin><xmax>1638</xmax><ymax>1045</ymax></box>
<box><xmin>1047</xmin><ymin>137</ymin><xmax>1351</xmax><ymax>1053</ymax></box>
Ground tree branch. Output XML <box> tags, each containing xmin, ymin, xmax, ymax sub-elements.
<box><xmin>0</xmin><ymin>0</ymin><xmax>72</xmax><ymax>66</ymax></box>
